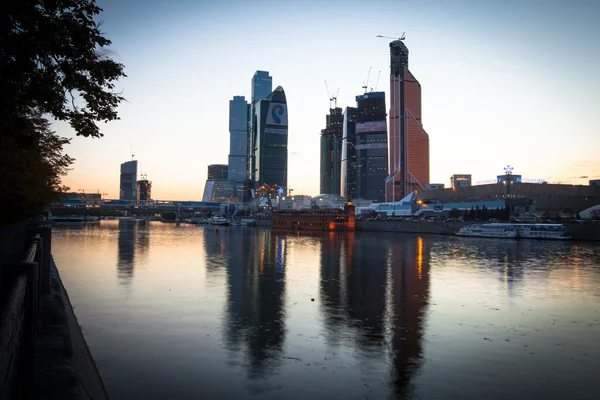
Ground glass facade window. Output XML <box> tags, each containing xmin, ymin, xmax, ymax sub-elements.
<box><xmin>228</xmin><ymin>96</ymin><xmax>248</xmax><ymax>183</ymax></box>
<box><xmin>251</xmin><ymin>71</ymin><xmax>273</xmax><ymax>103</ymax></box>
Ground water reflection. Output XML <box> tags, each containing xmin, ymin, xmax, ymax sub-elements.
<box><xmin>117</xmin><ymin>219</ymin><xmax>149</xmax><ymax>284</ymax></box>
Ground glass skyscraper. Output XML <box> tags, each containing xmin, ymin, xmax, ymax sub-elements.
<box><xmin>228</xmin><ymin>96</ymin><xmax>248</xmax><ymax>184</ymax></box>
<box><xmin>341</xmin><ymin>107</ymin><xmax>357</xmax><ymax>199</ymax></box>
<box><xmin>251</xmin><ymin>71</ymin><xmax>272</xmax><ymax>103</ymax></box>
<box><xmin>119</xmin><ymin>160</ymin><xmax>137</xmax><ymax>200</ymax></box>
<box><xmin>320</xmin><ymin>107</ymin><xmax>343</xmax><ymax>195</ymax></box>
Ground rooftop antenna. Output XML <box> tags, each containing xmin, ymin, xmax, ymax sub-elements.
<box><xmin>129</xmin><ymin>142</ymin><xmax>135</xmax><ymax>161</ymax></box>
<box><xmin>362</xmin><ymin>66</ymin><xmax>371</xmax><ymax>93</ymax></box>
<box><xmin>376</xmin><ymin>32</ymin><xmax>405</xmax><ymax>41</ymax></box>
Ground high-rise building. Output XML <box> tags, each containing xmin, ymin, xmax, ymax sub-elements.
<box><xmin>248</xmin><ymin>86</ymin><xmax>288</xmax><ymax>190</ymax></box>
<box><xmin>207</xmin><ymin>164</ymin><xmax>229</xmax><ymax>180</ymax></box>
<box><xmin>355</xmin><ymin>92</ymin><xmax>388</xmax><ymax>201</ymax></box>
<box><xmin>136</xmin><ymin>178</ymin><xmax>152</xmax><ymax>201</ymax></box>
<box><xmin>119</xmin><ymin>160</ymin><xmax>137</xmax><ymax>200</ymax></box>
<box><xmin>251</xmin><ymin>71</ymin><xmax>273</xmax><ymax>103</ymax></box>
<box><xmin>228</xmin><ymin>96</ymin><xmax>248</xmax><ymax>185</ymax></box>
<box><xmin>386</xmin><ymin>39</ymin><xmax>430</xmax><ymax>201</ymax></box>
<box><xmin>341</xmin><ymin>107</ymin><xmax>357</xmax><ymax>199</ymax></box>
<box><xmin>320</xmin><ymin>107</ymin><xmax>343</xmax><ymax>195</ymax></box>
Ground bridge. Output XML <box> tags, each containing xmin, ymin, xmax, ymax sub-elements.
<box><xmin>50</xmin><ymin>199</ymin><xmax>233</xmax><ymax>215</ymax></box>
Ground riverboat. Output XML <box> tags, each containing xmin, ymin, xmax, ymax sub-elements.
<box><xmin>210</xmin><ymin>217</ymin><xmax>229</xmax><ymax>226</ymax></box>
<box><xmin>457</xmin><ymin>223</ymin><xmax>571</xmax><ymax>240</ymax></box>
<box><xmin>272</xmin><ymin>202</ymin><xmax>355</xmax><ymax>232</ymax></box>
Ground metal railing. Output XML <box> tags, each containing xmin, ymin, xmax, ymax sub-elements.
<box><xmin>0</xmin><ymin>229</ymin><xmax>49</xmax><ymax>400</ymax></box>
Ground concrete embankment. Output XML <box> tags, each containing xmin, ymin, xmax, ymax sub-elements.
<box><xmin>34</xmin><ymin>258</ymin><xmax>108</xmax><ymax>400</ymax></box>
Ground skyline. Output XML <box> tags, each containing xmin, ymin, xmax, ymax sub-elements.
<box><xmin>56</xmin><ymin>0</ymin><xmax>600</xmax><ymax>200</ymax></box>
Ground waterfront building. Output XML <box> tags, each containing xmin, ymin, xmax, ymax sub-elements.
<box><xmin>278</xmin><ymin>195</ymin><xmax>312</xmax><ymax>211</ymax></box>
<box><xmin>248</xmin><ymin>86</ymin><xmax>288</xmax><ymax>191</ymax></box>
<box><xmin>590</xmin><ymin>179</ymin><xmax>600</xmax><ymax>187</ymax></box>
<box><xmin>451</xmin><ymin>174</ymin><xmax>472</xmax><ymax>189</ymax></box>
<box><xmin>202</xmin><ymin>179</ymin><xmax>236</xmax><ymax>202</ymax></box>
<box><xmin>228</xmin><ymin>96</ymin><xmax>248</xmax><ymax>185</ymax></box>
<box><xmin>425</xmin><ymin>183</ymin><xmax>444</xmax><ymax>190</ymax></box>
<box><xmin>119</xmin><ymin>160</ymin><xmax>137</xmax><ymax>201</ymax></box>
<box><xmin>251</xmin><ymin>71</ymin><xmax>273</xmax><ymax>103</ymax></box>
<box><xmin>207</xmin><ymin>164</ymin><xmax>229</xmax><ymax>180</ymax></box>
<box><xmin>355</xmin><ymin>92</ymin><xmax>388</xmax><ymax>202</ymax></box>
<box><xmin>320</xmin><ymin>107</ymin><xmax>344</xmax><ymax>195</ymax></box>
<box><xmin>136</xmin><ymin>177</ymin><xmax>152</xmax><ymax>201</ymax></box>
<box><xmin>341</xmin><ymin>107</ymin><xmax>357</xmax><ymax>199</ymax></box>
<box><xmin>386</xmin><ymin>39</ymin><xmax>430</xmax><ymax>201</ymax></box>
<box><xmin>312</xmin><ymin>194</ymin><xmax>349</xmax><ymax>209</ymax></box>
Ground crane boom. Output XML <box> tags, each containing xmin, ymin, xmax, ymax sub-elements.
<box><xmin>374</xmin><ymin>70</ymin><xmax>381</xmax><ymax>91</ymax></box>
<box><xmin>376</xmin><ymin>32</ymin><xmax>405</xmax><ymax>41</ymax></box>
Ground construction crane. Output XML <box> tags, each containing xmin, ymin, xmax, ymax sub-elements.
<box><xmin>374</xmin><ymin>70</ymin><xmax>381</xmax><ymax>91</ymax></box>
<box><xmin>129</xmin><ymin>142</ymin><xmax>135</xmax><ymax>161</ymax></box>
<box><xmin>362</xmin><ymin>66</ymin><xmax>371</xmax><ymax>93</ymax></box>
<box><xmin>324</xmin><ymin>80</ymin><xmax>340</xmax><ymax>110</ymax></box>
<box><xmin>376</xmin><ymin>32</ymin><xmax>405</xmax><ymax>41</ymax></box>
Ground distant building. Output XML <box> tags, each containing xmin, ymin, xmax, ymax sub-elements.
<box><xmin>119</xmin><ymin>160</ymin><xmax>137</xmax><ymax>200</ymax></box>
<box><xmin>248</xmin><ymin>86</ymin><xmax>288</xmax><ymax>190</ymax></box>
<box><xmin>312</xmin><ymin>194</ymin><xmax>349</xmax><ymax>209</ymax></box>
<box><xmin>251</xmin><ymin>71</ymin><xmax>273</xmax><ymax>103</ymax></box>
<box><xmin>451</xmin><ymin>174</ymin><xmax>472</xmax><ymax>189</ymax></box>
<box><xmin>279</xmin><ymin>195</ymin><xmax>312</xmax><ymax>210</ymax></box>
<box><xmin>228</xmin><ymin>96</ymin><xmax>248</xmax><ymax>185</ymax></box>
<box><xmin>136</xmin><ymin>178</ymin><xmax>152</xmax><ymax>201</ymax></box>
<box><xmin>355</xmin><ymin>92</ymin><xmax>387</xmax><ymax>202</ymax></box>
<box><xmin>341</xmin><ymin>107</ymin><xmax>357</xmax><ymax>199</ymax></box>
<box><xmin>425</xmin><ymin>183</ymin><xmax>444</xmax><ymax>190</ymax></box>
<box><xmin>202</xmin><ymin>179</ymin><xmax>236</xmax><ymax>202</ymax></box>
<box><xmin>320</xmin><ymin>107</ymin><xmax>343</xmax><ymax>195</ymax></box>
<box><xmin>590</xmin><ymin>179</ymin><xmax>600</xmax><ymax>187</ymax></box>
<box><xmin>207</xmin><ymin>164</ymin><xmax>228</xmax><ymax>180</ymax></box>
<box><xmin>65</xmin><ymin>192</ymin><xmax>101</xmax><ymax>200</ymax></box>
<box><xmin>386</xmin><ymin>39</ymin><xmax>430</xmax><ymax>201</ymax></box>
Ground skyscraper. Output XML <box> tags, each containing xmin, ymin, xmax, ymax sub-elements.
<box><xmin>228</xmin><ymin>96</ymin><xmax>248</xmax><ymax>185</ymax></box>
<box><xmin>251</xmin><ymin>71</ymin><xmax>272</xmax><ymax>103</ymax></box>
<box><xmin>386</xmin><ymin>39</ymin><xmax>430</xmax><ymax>201</ymax></box>
<box><xmin>248</xmin><ymin>86</ymin><xmax>288</xmax><ymax>190</ymax></box>
<box><xmin>341</xmin><ymin>106</ymin><xmax>357</xmax><ymax>199</ymax></box>
<box><xmin>208</xmin><ymin>164</ymin><xmax>229</xmax><ymax>180</ymax></box>
<box><xmin>355</xmin><ymin>92</ymin><xmax>388</xmax><ymax>201</ymax></box>
<box><xmin>119</xmin><ymin>160</ymin><xmax>137</xmax><ymax>200</ymax></box>
<box><xmin>320</xmin><ymin>107</ymin><xmax>343</xmax><ymax>195</ymax></box>
<box><xmin>203</xmin><ymin>164</ymin><xmax>235</xmax><ymax>202</ymax></box>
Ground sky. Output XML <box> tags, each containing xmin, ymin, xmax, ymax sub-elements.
<box><xmin>56</xmin><ymin>0</ymin><xmax>600</xmax><ymax>200</ymax></box>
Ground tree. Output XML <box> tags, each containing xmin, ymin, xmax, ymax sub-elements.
<box><xmin>1</xmin><ymin>0</ymin><xmax>126</xmax><ymax>225</ymax></box>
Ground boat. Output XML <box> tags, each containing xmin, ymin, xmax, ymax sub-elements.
<box><xmin>456</xmin><ymin>223</ymin><xmax>518</xmax><ymax>238</ymax></box>
<box><xmin>210</xmin><ymin>217</ymin><xmax>229</xmax><ymax>226</ymax></box>
<box><xmin>272</xmin><ymin>202</ymin><xmax>356</xmax><ymax>232</ymax></box>
<box><xmin>457</xmin><ymin>223</ymin><xmax>571</xmax><ymax>240</ymax></box>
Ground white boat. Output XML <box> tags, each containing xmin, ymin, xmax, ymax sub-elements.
<box><xmin>457</xmin><ymin>223</ymin><xmax>571</xmax><ymax>240</ymax></box>
<box><xmin>457</xmin><ymin>224</ymin><xmax>518</xmax><ymax>238</ymax></box>
<box><xmin>210</xmin><ymin>217</ymin><xmax>229</xmax><ymax>226</ymax></box>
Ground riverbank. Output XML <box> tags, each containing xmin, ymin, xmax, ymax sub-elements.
<box><xmin>34</xmin><ymin>257</ymin><xmax>108</xmax><ymax>399</ymax></box>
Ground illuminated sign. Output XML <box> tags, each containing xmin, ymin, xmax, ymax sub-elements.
<box><xmin>266</xmin><ymin>103</ymin><xmax>287</xmax><ymax>126</ymax></box>
<box><xmin>356</xmin><ymin>121</ymin><xmax>387</xmax><ymax>133</ymax></box>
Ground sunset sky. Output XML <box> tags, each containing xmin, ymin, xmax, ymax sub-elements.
<box><xmin>57</xmin><ymin>0</ymin><xmax>600</xmax><ymax>200</ymax></box>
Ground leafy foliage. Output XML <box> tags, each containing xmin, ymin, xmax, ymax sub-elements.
<box><xmin>0</xmin><ymin>0</ymin><xmax>125</xmax><ymax>225</ymax></box>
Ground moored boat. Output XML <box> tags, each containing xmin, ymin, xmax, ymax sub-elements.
<box><xmin>457</xmin><ymin>223</ymin><xmax>571</xmax><ymax>240</ymax></box>
<box><xmin>457</xmin><ymin>224</ymin><xmax>518</xmax><ymax>238</ymax></box>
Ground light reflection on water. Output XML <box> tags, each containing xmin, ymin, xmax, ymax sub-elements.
<box><xmin>52</xmin><ymin>220</ymin><xmax>600</xmax><ymax>400</ymax></box>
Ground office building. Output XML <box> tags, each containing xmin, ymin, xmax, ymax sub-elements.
<box><xmin>341</xmin><ymin>107</ymin><xmax>357</xmax><ymax>199</ymax></box>
<box><xmin>451</xmin><ymin>174</ymin><xmax>472</xmax><ymax>189</ymax></box>
<box><xmin>320</xmin><ymin>107</ymin><xmax>343</xmax><ymax>195</ymax></box>
<box><xmin>251</xmin><ymin>71</ymin><xmax>273</xmax><ymax>103</ymax></box>
<box><xmin>386</xmin><ymin>39</ymin><xmax>430</xmax><ymax>201</ymax></box>
<box><xmin>248</xmin><ymin>86</ymin><xmax>288</xmax><ymax>190</ymax></box>
<box><xmin>136</xmin><ymin>177</ymin><xmax>152</xmax><ymax>201</ymax></box>
<box><xmin>202</xmin><ymin>179</ymin><xmax>236</xmax><ymax>202</ymax></box>
<box><xmin>119</xmin><ymin>160</ymin><xmax>137</xmax><ymax>201</ymax></box>
<box><xmin>425</xmin><ymin>183</ymin><xmax>444</xmax><ymax>190</ymax></box>
<box><xmin>228</xmin><ymin>96</ymin><xmax>248</xmax><ymax>185</ymax></box>
<box><xmin>207</xmin><ymin>164</ymin><xmax>229</xmax><ymax>180</ymax></box>
<box><xmin>355</xmin><ymin>92</ymin><xmax>388</xmax><ymax>202</ymax></box>
<box><xmin>590</xmin><ymin>179</ymin><xmax>600</xmax><ymax>187</ymax></box>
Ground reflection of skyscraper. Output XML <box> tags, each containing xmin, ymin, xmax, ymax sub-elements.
<box><xmin>320</xmin><ymin>108</ymin><xmax>344</xmax><ymax>195</ymax></box>
<box><xmin>209</xmin><ymin>228</ymin><xmax>287</xmax><ymax>381</ymax></box>
<box><xmin>119</xmin><ymin>160</ymin><xmax>137</xmax><ymax>200</ymax></box>
<box><xmin>117</xmin><ymin>219</ymin><xmax>136</xmax><ymax>284</ymax></box>
<box><xmin>387</xmin><ymin>39</ymin><xmax>430</xmax><ymax>201</ymax></box>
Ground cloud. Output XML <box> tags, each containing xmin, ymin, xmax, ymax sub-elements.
<box><xmin>568</xmin><ymin>175</ymin><xmax>589</xmax><ymax>179</ymax></box>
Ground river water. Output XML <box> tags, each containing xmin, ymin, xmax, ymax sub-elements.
<box><xmin>52</xmin><ymin>220</ymin><xmax>600</xmax><ymax>400</ymax></box>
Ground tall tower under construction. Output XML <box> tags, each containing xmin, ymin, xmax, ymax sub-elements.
<box><xmin>320</xmin><ymin>107</ymin><xmax>343</xmax><ymax>195</ymax></box>
<box><xmin>386</xmin><ymin>39</ymin><xmax>430</xmax><ymax>201</ymax></box>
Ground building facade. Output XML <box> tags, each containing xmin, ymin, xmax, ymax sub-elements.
<box><xmin>341</xmin><ymin>107</ymin><xmax>357</xmax><ymax>199</ymax></box>
<box><xmin>119</xmin><ymin>160</ymin><xmax>137</xmax><ymax>201</ymax></box>
<box><xmin>451</xmin><ymin>174</ymin><xmax>472</xmax><ymax>189</ymax></box>
<box><xmin>386</xmin><ymin>39</ymin><xmax>430</xmax><ymax>201</ymax></box>
<box><xmin>136</xmin><ymin>179</ymin><xmax>152</xmax><ymax>201</ymax></box>
<box><xmin>207</xmin><ymin>164</ymin><xmax>229</xmax><ymax>180</ymax></box>
<box><xmin>320</xmin><ymin>107</ymin><xmax>343</xmax><ymax>195</ymax></box>
<box><xmin>228</xmin><ymin>96</ymin><xmax>248</xmax><ymax>185</ymax></box>
<box><xmin>248</xmin><ymin>86</ymin><xmax>288</xmax><ymax>190</ymax></box>
<box><xmin>251</xmin><ymin>71</ymin><xmax>273</xmax><ymax>103</ymax></box>
<box><xmin>355</xmin><ymin>92</ymin><xmax>388</xmax><ymax>202</ymax></box>
<box><xmin>590</xmin><ymin>179</ymin><xmax>600</xmax><ymax>187</ymax></box>
<box><xmin>202</xmin><ymin>179</ymin><xmax>236</xmax><ymax>203</ymax></box>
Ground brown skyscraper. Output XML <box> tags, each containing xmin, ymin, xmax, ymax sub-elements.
<box><xmin>386</xmin><ymin>39</ymin><xmax>430</xmax><ymax>201</ymax></box>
